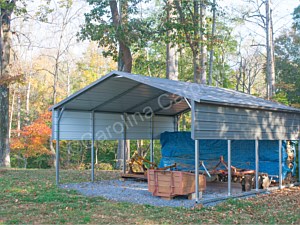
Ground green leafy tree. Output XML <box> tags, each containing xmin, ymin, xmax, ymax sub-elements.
<box><xmin>275</xmin><ymin>30</ymin><xmax>300</xmax><ymax>107</ymax></box>
<box><xmin>274</xmin><ymin>6</ymin><xmax>300</xmax><ymax>107</ymax></box>
<box><xmin>79</xmin><ymin>0</ymin><xmax>154</xmax><ymax>169</ymax></box>
<box><xmin>79</xmin><ymin>0</ymin><xmax>152</xmax><ymax>72</ymax></box>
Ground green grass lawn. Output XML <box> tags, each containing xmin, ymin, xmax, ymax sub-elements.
<box><xmin>0</xmin><ymin>169</ymin><xmax>300</xmax><ymax>224</ymax></box>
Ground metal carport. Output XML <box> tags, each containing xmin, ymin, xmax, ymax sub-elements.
<box><xmin>51</xmin><ymin>71</ymin><xmax>300</xmax><ymax>203</ymax></box>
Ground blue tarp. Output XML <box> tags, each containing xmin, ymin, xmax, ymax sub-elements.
<box><xmin>159</xmin><ymin>131</ymin><xmax>297</xmax><ymax>179</ymax></box>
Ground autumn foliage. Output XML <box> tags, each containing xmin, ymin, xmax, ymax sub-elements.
<box><xmin>10</xmin><ymin>112</ymin><xmax>52</xmax><ymax>159</ymax></box>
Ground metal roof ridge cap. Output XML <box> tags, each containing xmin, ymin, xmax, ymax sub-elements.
<box><xmin>114</xmin><ymin>73</ymin><xmax>201</xmax><ymax>101</ymax></box>
<box><xmin>49</xmin><ymin>71</ymin><xmax>118</xmax><ymax>111</ymax></box>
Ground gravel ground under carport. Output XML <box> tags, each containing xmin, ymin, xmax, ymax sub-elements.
<box><xmin>61</xmin><ymin>180</ymin><xmax>258</xmax><ymax>208</ymax></box>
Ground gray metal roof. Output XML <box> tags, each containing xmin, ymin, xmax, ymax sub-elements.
<box><xmin>51</xmin><ymin>71</ymin><xmax>300</xmax><ymax>115</ymax></box>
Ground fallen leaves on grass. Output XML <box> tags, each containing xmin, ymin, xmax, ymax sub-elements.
<box><xmin>1</xmin><ymin>169</ymin><xmax>300</xmax><ymax>224</ymax></box>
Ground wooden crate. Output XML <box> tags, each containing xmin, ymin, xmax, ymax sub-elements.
<box><xmin>147</xmin><ymin>170</ymin><xmax>206</xmax><ymax>198</ymax></box>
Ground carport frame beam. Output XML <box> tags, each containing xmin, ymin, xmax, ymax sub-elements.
<box><xmin>56</xmin><ymin>107</ymin><xmax>65</xmax><ymax>186</ymax></box>
<box><xmin>195</xmin><ymin>139</ymin><xmax>200</xmax><ymax>203</ymax></box>
<box><xmin>255</xmin><ymin>139</ymin><xmax>259</xmax><ymax>191</ymax></box>
<box><xmin>299</xmin><ymin>139</ymin><xmax>300</xmax><ymax>182</ymax></box>
<box><xmin>228</xmin><ymin>140</ymin><xmax>232</xmax><ymax>196</ymax></box>
<box><xmin>123</xmin><ymin>113</ymin><xmax>127</xmax><ymax>174</ymax></box>
<box><xmin>150</xmin><ymin>115</ymin><xmax>154</xmax><ymax>163</ymax></box>
<box><xmin>279</xmin><ymin>140</ymin><xmax>283</xmax><ymax>189</ymax></box>
<box><xmin>91</xmin><ymin>111</ymin><xmax>95</xmax><ymax>182</ymax></box>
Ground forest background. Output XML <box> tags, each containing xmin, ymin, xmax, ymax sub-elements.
<box><xmin>0</xmin><ymin>0</ymin><xmax>299</xmax><ymax>170</ymax></box>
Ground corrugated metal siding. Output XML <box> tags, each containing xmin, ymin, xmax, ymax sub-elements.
<box><xmin>52</xmin><ymin>110</ymin><xmax>174</xmax><ymax>140</ymax></box>
<box><xmin>53</xmin><ymin>111</ymin><xmax>92</xmax><ymax>140</ymax></box>
<box><xmin>192</xmin><ymin>103</ymin><xmax>300</xmax><ymax>140</ymax></box>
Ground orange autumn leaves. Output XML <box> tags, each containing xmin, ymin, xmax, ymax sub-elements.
<box><xmin>10</xmin><ymin>112</ymin><xmax>52</xmax><ymax>158</ymax></box>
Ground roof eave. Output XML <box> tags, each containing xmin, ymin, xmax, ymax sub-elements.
<box><xmin>49</xmin><ymin>71</ymin><xmax>119</xmax><ymax>111</ymax></box>
<box><xmin>199</xmin><ymin>100</ymin><xmax>300</xmax><ymax>114</ymax></box>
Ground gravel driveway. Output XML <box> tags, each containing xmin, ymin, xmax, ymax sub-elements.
<box><xmin>61</xmin><ymin>179</ymin><xmax>236</xmax><ymax>208</ymax></box>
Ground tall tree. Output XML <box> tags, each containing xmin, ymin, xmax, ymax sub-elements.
<box><xmin>0</xmin><ymin>0</ymin><xmax>15</xmax><ymax>167</ymax></box>
<box><xmin>110</xmin><ymin>0</ymin><xmax>132</xmax><ymax>72</ymax></box>
<box><xmin>166</xmin><ymin>0</ymin><xmax>178</xmax><ymax>80</ymax></box>
<box><xmin>174</xmin><ymin>0</ymin><xmax>201</xmax><ymax>83</ymax></box>
<box><xmin>240</xmin><ymin>0</ymin><xmax>275</xmax><ymax>99</ymax></box>
<box><xmin>208</xmin><ymin>0</ymin><xmax>216</xmax><ymax>85</ymax></box>
<box><xmin>110</xmin><ymin>0</ymin><xmax>132</xmax><ymax>168</ymax></box>
<box><xmin>80</xmin><ymin>0</ymin><xmax>150</xmax><ymax>168</ymax></box>
<box><xmin>274</xmin><ymin>6</ymin><xmax>300</xmax><ymax>107</ymax></box>
<box><xmin>265</xmin><ymin>0</ymin><xmax>275</xmax><ymax>99</ymax></box>
<box><xmin>80</xmin><ymin>0</ymin><xmax>150</xmax><ymax>72</ymax></box>
<box><xmin>200</xmin><ymin>0</ymin><xmax>207</xmax><ymax>84</ymax></box>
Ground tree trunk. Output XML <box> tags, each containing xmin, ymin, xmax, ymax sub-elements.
<box><xmin>24</xmin><ymin>157</ymin><xmax>27</xmax><ymax>169</ymax></box>
<box><xmin>116</xmin><ymin>140</ymin><xmax>130</xmax><ymax>169</ymax></box>
<box><xmin>25</xmin><ymin>75</ymin><xmax>31</xmax><ymax>126</ymax></box>
<box><xmin>193</xmin><ymin>51</ymin><xmax>201</xmax><ymax>84</ymax></box>
<box><xmin>270</xmin><ymin>8</ymin><xmax>275</xmax><ymax>97</ymax></box>
<box><xmin>265</xmin><ymin>0</ymin><xmax>275</xmax><ymax>99</ymax></box>
<box><xmin>208</xmin><ymin>0</ymin><xmax>216</xmax><ymax>86</ymax></box>
<box><xmin>193</xmin><ymin>1</ymin><xmax>201</xmax><ymax>84</ymax></box>
<box><xmin>17</xmin><ymin>87</ymin><xmax>21</xmax><ymax>167</ymax></box>
<box><xmin>9</xmin><ymin>88</ymin><xmax>15</xmax><ymax>139</ymax></box>
<box><xmin>200</xmin><ymin>0</ymin><xmax>207</xmax><ymax>85</ymax></box>
<box><xmin>248</xmin><ymin>69</ymin><xmax>251</xmax><ymax>94</ymax></box>
<box><xmin>166</xmin><ymin>0</ymin><xmax>178</xmax><ymax>80</ymax></box>
<box><xmin>116</xmin><ymin>141</ymin><xmax>123</xmax><ymax>169</ymax></box>
<box><xmin>110</xmin><ymin>0</ymin><xmax>132</xmax><ymax>73</ymax></box>
<box><xmin>174</xmin><ymin>0</ymin><xmax>201</xmax><ymax>83</ymax></box>
<box><xmin>118</xmin><ymin>42</ymin><xmax>132</xmax><ymax>73</ymax></box>
<box><xmin>0</xmin><ymin>2</ymin><xmax>15</xmax><ymax>168</ymax></box>
<box><xmin>236</xmin><ymin>56</ymin><xmax>243</xmax><ymax>91</ymax></box>
<box><xmin>0</xmin><ymin>85</ymin><xmax>10</xmax><ymax>167</ymax></box>
<box><xmin>166</xmin><ymin>43</ymin><xmax>178</xmax><ymax>80</ymax></box>
<box><xmin>110</xmin><ymin>0</ymin><xmax>132</xmax><ymax>170</ymax></box>
<box><xmin>17</xmin><ymin>87</ymin><xmax>21</xmax><ymax>136</ymax></box>
<box><xmin>242</xmin><ymin>66</ymin><xmax>246</xmax><ymax>93</ymax></box>
<box><xmin>137</xmin><ymin>140</ymin><xmax>144</xmax><ymax>156</ymax></box>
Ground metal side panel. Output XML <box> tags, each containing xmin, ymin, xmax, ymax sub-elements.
<box><xmin>94</xmin><ymin>113</ymin><xmax>124</xmax><ymax>140</ymax></box>
<box><xmin>153</xmin><ymin>116</ymin><xmax>175</xmax><ymax>139</ymax></box>
<box><xmin>52</xmin><ymin>110</ymin><xmax>176</xmax><ymax>140</ymax></box>
<box><xmin>193</xmin><ymin>103</ymin><xmax>300</xmax><ymax>140</ymax></box>
<box><xmin>52</xmin><ymin>110</ymin><xmax>92</xmax><ymax>140</ymax></box>
<box><xmin>94</xmin><ymin>113</ymin><xmax>174</xmax><ymax>140</ymax></box>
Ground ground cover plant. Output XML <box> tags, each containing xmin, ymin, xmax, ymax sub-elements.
<box><xmin>0</xmin><ymin>169</ymin><xmax>300</xmax><ymax>224</ymax></box>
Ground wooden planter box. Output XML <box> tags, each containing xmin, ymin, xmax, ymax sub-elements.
<box><xmin>147</xmin><ymin>170</ymin><xmax>206</xmax><ymax>198</ymax></box>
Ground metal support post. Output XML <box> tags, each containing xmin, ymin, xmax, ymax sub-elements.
<box><xmin>298</xmin><ymin>140</ymin><xmax>300</xmax><ymax>182</ymax></box>
<box><xmin>122</xmin><ymin>114</ymin><xmax>127</xmax><ymax>174</ymax></box>
<box><xmin>228</xmin><ymin>140</ymin><xmax>231</xmax><ymax>196</ymax></box>
<box><xmin>255</xmin><ymin>139</ymin><xmax>259</xmax><ymax>191</ymax></box>
<box><xmin>56</xmin><ymin>107</ymin><xmax>65</xmax><ymax>186</ymax></box>
<box><xmin>91</xmin><ymin>111</ymin><xmax>95</xmax><ymax>182</ymax></box>
<box><xmin>279</xmin><ymin>140</ymin><xmax>283</xmax><ymax>189</ymax></box>
<box><xmin>195</xmin><ymin>140</ymin><xmax>199</xmax><ymax>203</ymax></box>
<box><xmin>55</xmin><ymin>118</ymin><xmax>60</xmax><ymax>186</ymax></box>
<box><xmin>150</xmin><ymin>115</ymin><xmax>154</xmax><ymax>163</ymax></box>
